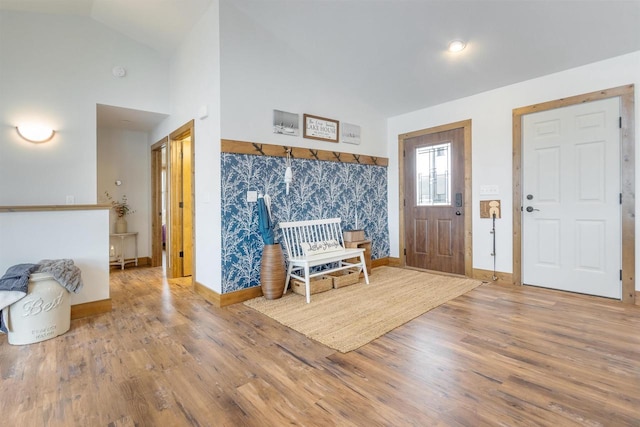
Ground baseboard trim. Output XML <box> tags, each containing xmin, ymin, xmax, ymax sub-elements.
<box><xmin>372</xmin><ymin>257</ymin><xmax>389</xmax><ymax>268</ymax></box>
<box><xmin>472</xmin><ymin>268</ymin><xmax>513</xmax><ymax>286</ymax></box>
<box><xmin>194</xmin><ymin>281</ymin><xmax>264</xmax><ymax>307</ymax></box>
<box><xmin>71</xmin><ymin>299</ymin><xmax>112</xmax><ymax>319</ymax></box>
<box><xmin>194</xmin><ymin>281</ymin><xmax>221</xmax><ymax>306</ymax></box>
<box><xmin>387</xmin><ymin>257</ymin><xmax>402</xmax><ymax>267</ymax></box>
<box><xmin>137</xmin><ymin>257</ymin><xmax>151</xmax><ymax>267</ymax></box>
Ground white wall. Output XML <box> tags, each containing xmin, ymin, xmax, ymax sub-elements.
<box><xmin>387</xmin><ymin>51</ymin><xmax>640</xmax><ymax>290</ymax></box>
<box><xmin>218</xmin><ymin>1</ymin><xmax>387</xmax><ymax>158</ymax></box>
<box><xmin>97</xmin><ymin>127</ymin><xmax>151</xmax><ymax>257</ymax></box>
<box><xmin>0</xmin><ymin>10</ymin><xmax>170</xmax><ymax>304</ymax></box>
<box><xmin>0</xmin><ymin>10</ymin><xmax>170</xmax><ymax>205</ymax></box>
<box><xmin>152</xmin><ymin>1</ymin><xmax>222</xmax><ymax>292</ymax></box>
<box><xmin>0</xmin><ymin>210</ymin><xmax>110</xmax><ymax>305</ymax></box>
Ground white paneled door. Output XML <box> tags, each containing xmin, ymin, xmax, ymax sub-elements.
<box><xmin>522</xmin><ymin>97</ymin><xmax>621</xmax><ymax>299</ymax></box>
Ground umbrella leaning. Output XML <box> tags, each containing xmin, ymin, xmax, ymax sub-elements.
<box><xmin>257</xmin><ymin>193</ymin><xmax>275</xmax><ymax>245</ymax></box>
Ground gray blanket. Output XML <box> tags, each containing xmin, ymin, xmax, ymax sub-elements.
<box><xmin>0</xmin><ymin>263</ymin><xmax>40</xmax><ymax>333</ymax></box>
<box><xmin>37</xmin><ymin>259</ymin><xmax>84</xmax><ymax>294</ymax></box>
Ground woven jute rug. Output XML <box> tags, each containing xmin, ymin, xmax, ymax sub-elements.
<box><xmin>243</xmin><ymin>266</ymin><xmax>483</xmax><ymax>353</ymax></box>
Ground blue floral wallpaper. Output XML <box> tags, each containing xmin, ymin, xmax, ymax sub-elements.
<box><xmin>221</xmin><ymin>153</ymin><xmax>389</xmax><ymax>293</ymax></box>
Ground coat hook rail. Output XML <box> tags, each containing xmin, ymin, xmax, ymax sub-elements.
<box><xmin>221</xmin><ymin>139</ymin><xmax>388</xmax><ymax>167</ymax></box>
<box><xmin>252</xmin><ymin>143</ymin><xmax>266</xmax><ymax>156</ymax></box>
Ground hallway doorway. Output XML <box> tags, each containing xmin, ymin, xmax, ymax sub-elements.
<box><xmin>151</xmin><ymin>121</ymin><xmax>195</xmax><ymax>279</ymax></box>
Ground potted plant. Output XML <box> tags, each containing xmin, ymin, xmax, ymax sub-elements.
<box><xmin>105</xmin><ymin>191</ymin><xmax>135</xmax><ymax>234</ymax></box>
<box><xmin>257</xmin><ymin>194</ymin><xmax>285</xmax><ymax>299</ymax></box>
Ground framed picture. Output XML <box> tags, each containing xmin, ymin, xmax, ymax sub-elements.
<box><xmin>341</xmin><ymin>122</ymin><xmax>361</xmax><ymax>145</ymax></box>
<box><xmin>273</xmin><ymin>110</ymin><xmax>299</xmax><ymax>136</ymax></box>
<box><xmin>303</xmin><ymin>114</ymin><xmax>339</xmax><ymax>143</ymax></box>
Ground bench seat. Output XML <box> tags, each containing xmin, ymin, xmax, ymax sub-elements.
<box><xmin>279</xmin><ymin>218</ymin><xmax>369</xmax><ymax>303</ymax></box>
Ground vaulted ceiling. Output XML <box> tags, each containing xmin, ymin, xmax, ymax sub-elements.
<box><xmin>2</xmin><ymin>0</ymin><xmax>639</xmax><ymax>118</ymax></box>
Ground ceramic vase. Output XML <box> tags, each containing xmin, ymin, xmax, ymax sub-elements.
<box><xmin>260</xmin><ymin>244</ymin><xmax>286</xmax><ymax>299</ymax></box>
<box><xmin>115</xmin><ymin>217</ymin><xmax>128</xmax><ymax>234</ymax></box>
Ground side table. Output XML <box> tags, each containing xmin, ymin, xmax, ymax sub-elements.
<box><xmin>344</xmin><ymin>239</ymin><xmax>372</xmax><ymax>275</ymax></box>
<box><xmin>109</xmin><ymin>232</ymin><xmax>139</xmax><ymax>269</ymax></box>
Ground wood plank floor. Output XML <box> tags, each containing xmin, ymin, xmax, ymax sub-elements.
<box><xmin>1</xmin><ymin>267</ymin><xmax>639</xmax><ymax>426</ymax></box>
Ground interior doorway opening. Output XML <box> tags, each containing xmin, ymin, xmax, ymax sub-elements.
<box><xmin>151</xmin><ymin>137</ymin><xmax>167</xmax><ymax>269</ymax></box>
<box><xmin>167</xmin><ymin>121</ymin><xmax>195</xmax><ymax>280</ymax></box>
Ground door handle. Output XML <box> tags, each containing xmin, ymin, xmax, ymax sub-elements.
<box><xmin>455</xmin><ymin>210</ymin><xmax>462</xmax><ymax>216</ymax></box>
<box><xmin>525</xmin><ymin>206</ymin><xmax>540</xmax><ymax>212</ymax></box>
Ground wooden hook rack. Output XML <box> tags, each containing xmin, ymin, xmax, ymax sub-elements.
<box><xmin>221</xmin><ymin>139</ymin><xmax>388</xmax><ymax>167</ymax></box>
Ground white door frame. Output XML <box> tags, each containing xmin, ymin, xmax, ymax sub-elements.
<box><xmin>512</xmin><ymin>84</ymin><xmax>636</xmax><ymax>303</ymax></box>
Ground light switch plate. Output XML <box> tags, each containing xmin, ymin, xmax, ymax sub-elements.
<box><xmin>479</xmin><ymin>185</ymin><xmax>499</xmax><ymax>195</ymax></box>
<box><xmin>247</xmin><ymin>191</ymin><xmax>258</xmax><ymax>202</ymax></box>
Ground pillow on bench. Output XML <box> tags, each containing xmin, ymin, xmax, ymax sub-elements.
<box><xmin>301</xmin><ymin>240</ymin><xmax>343</xmax><ymax>256</ymax></box>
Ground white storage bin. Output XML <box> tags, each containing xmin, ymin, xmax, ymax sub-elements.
<box><xmin>3</xmin><ymin>273</ymin><xmax>70</xmax><ymax>345</ymax></box>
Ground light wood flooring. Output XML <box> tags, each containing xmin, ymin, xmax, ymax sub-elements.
<box><xmin>1</xmin><ymin>267</ymin><xmax>639</xmax><ymax>426</ymax></box>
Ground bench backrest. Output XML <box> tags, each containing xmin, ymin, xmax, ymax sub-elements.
<box><xmin>279</xmin><ymin>218</ymin><xmax>345</xmax><ymax>259</ymax></box>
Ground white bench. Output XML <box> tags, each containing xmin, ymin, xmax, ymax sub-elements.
<box><xmin>279</xmin><ymin>218</ymin><xmax>370</xmax><ymax>303</ymax></box>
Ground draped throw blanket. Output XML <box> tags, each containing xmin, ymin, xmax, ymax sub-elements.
<box><xmin>0</xmin><ymin>263</ymin><xmax>40</xmax><ymax>333</ymax></box>
<box><xmin>37</xmin><ymin>259</ymin><xmax>84</xmax><ymax>294</ymax></box>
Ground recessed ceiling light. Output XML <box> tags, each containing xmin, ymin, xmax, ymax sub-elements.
<box><xmin>448</xmin><ymin>40</ymin><xmax>466</xmax><ymax>53</ymax></box>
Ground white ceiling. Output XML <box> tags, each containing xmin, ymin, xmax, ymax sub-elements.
<box><xmin>2</xmin><ymin>0</ymin><xmax>639</xmax><ymax>124</ymax></box>
<box><xmin>96</xmin><ymin>104</ymin><xmax>169</xmax><ymax>132</ymax></box>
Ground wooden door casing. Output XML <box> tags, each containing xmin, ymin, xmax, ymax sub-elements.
<box><xmin>167</xmin><ymin>120</ymin><xmax>195</xmax><ymax>280</ymax></box>
<box><xmin>512</xmin><ymin>85</ymin><xmax>635</xmax><ymax>304</ymax></box>
<box><xmin>521</xmin><ymin>97</ymin><xmax>621</xmax><ymax>298</ymax></box>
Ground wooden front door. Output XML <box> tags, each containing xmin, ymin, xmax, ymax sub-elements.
<box><xmin>403</xmin><ymin>128</ymin><xmax>465</xmax><ymax>274</ymax></box>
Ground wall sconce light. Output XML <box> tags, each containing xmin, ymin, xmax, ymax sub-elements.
<box><xmin>284</xmin><ymin>148</ymin><xmax>293</xmax><ymax>195</ymax></box>
<box><xmin>16</xmin><ymin>124</ymin><xmax>55</xmax><ymax>143</ymax></box>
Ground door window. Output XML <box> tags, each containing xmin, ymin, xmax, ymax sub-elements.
<box><xmin>416</xmin><ymin>142</ymin><xmax>451</xmax><ymax>206</ymax></box>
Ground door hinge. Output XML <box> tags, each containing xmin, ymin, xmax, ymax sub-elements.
<box><xmin>179</xmin><ymin>201</ymin><xmax>184</xmax><ymax>208</ymax></box>
<box><xmin>403</xmin><ymin>199</ymin><xmax>406</xmax><ymax>207</ymax></box>
<box><xmin>179</xmin><ymin>251</ymin><xmax>184</xmax><ymax>258</ymax></box>
<box><xmin>404</xmin><ymin>248</ymin><xmax>407</xmax><ymax>256</ymax></box>
<box><xmin>620</xmin><ymin>269</ymin><xmax>622</xmax><ymax>281</ymax></box>
<box><xmin>620</xmin><ymin>193</ymin><xmax>622</xmax><ymax>205</ymax></box>
<box><xmin>619</xmin><ymin>116</ymin><xmax>622</xmax><ymax>129</ymax></box>
<box><xmin>403</xmin><ymin>149</ymin><xmax>406</xmax><ymax>158</ymax></box>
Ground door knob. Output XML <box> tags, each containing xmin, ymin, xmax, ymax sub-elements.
<box><xmin>525</xmin><ymin>206</ymin><xmax>540</xmax><ymax>212</ymax></box>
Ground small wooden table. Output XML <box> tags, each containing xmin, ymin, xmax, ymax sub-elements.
<box><xmin>109</xmin><ymin>232</ymin><xmax>138</xmax><ymax>269</ymax></box>
<box><xmin>344</xmin><ymin>239</ymin><xmax>372</xmax><ymax>275</ymax></box>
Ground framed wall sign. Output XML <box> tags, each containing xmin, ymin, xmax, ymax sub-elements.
<box><xmin>303</xmin><ymin>114</ymin><xmax>339</xmax><ymax>142</ymax></box>
<box><xmin>273</xmin><ymin>109</ymin><xmax>300</xmax><ymax>136</ymax></box>
<box><xmin>341</xmin><ymin>122</ymin><xmax>361</xmax><ymax>145</ymax></box>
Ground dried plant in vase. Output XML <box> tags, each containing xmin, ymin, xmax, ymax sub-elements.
<box><xmin>105</xmin><ymin>191</ymin><xmax>135</xmax><ymax>233</ymax></box>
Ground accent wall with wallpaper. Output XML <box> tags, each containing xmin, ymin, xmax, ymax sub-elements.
<box><xmin>221</xmin><ymin>152</ymin><xmax>389</xmax><ymax>293</ymax></box>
